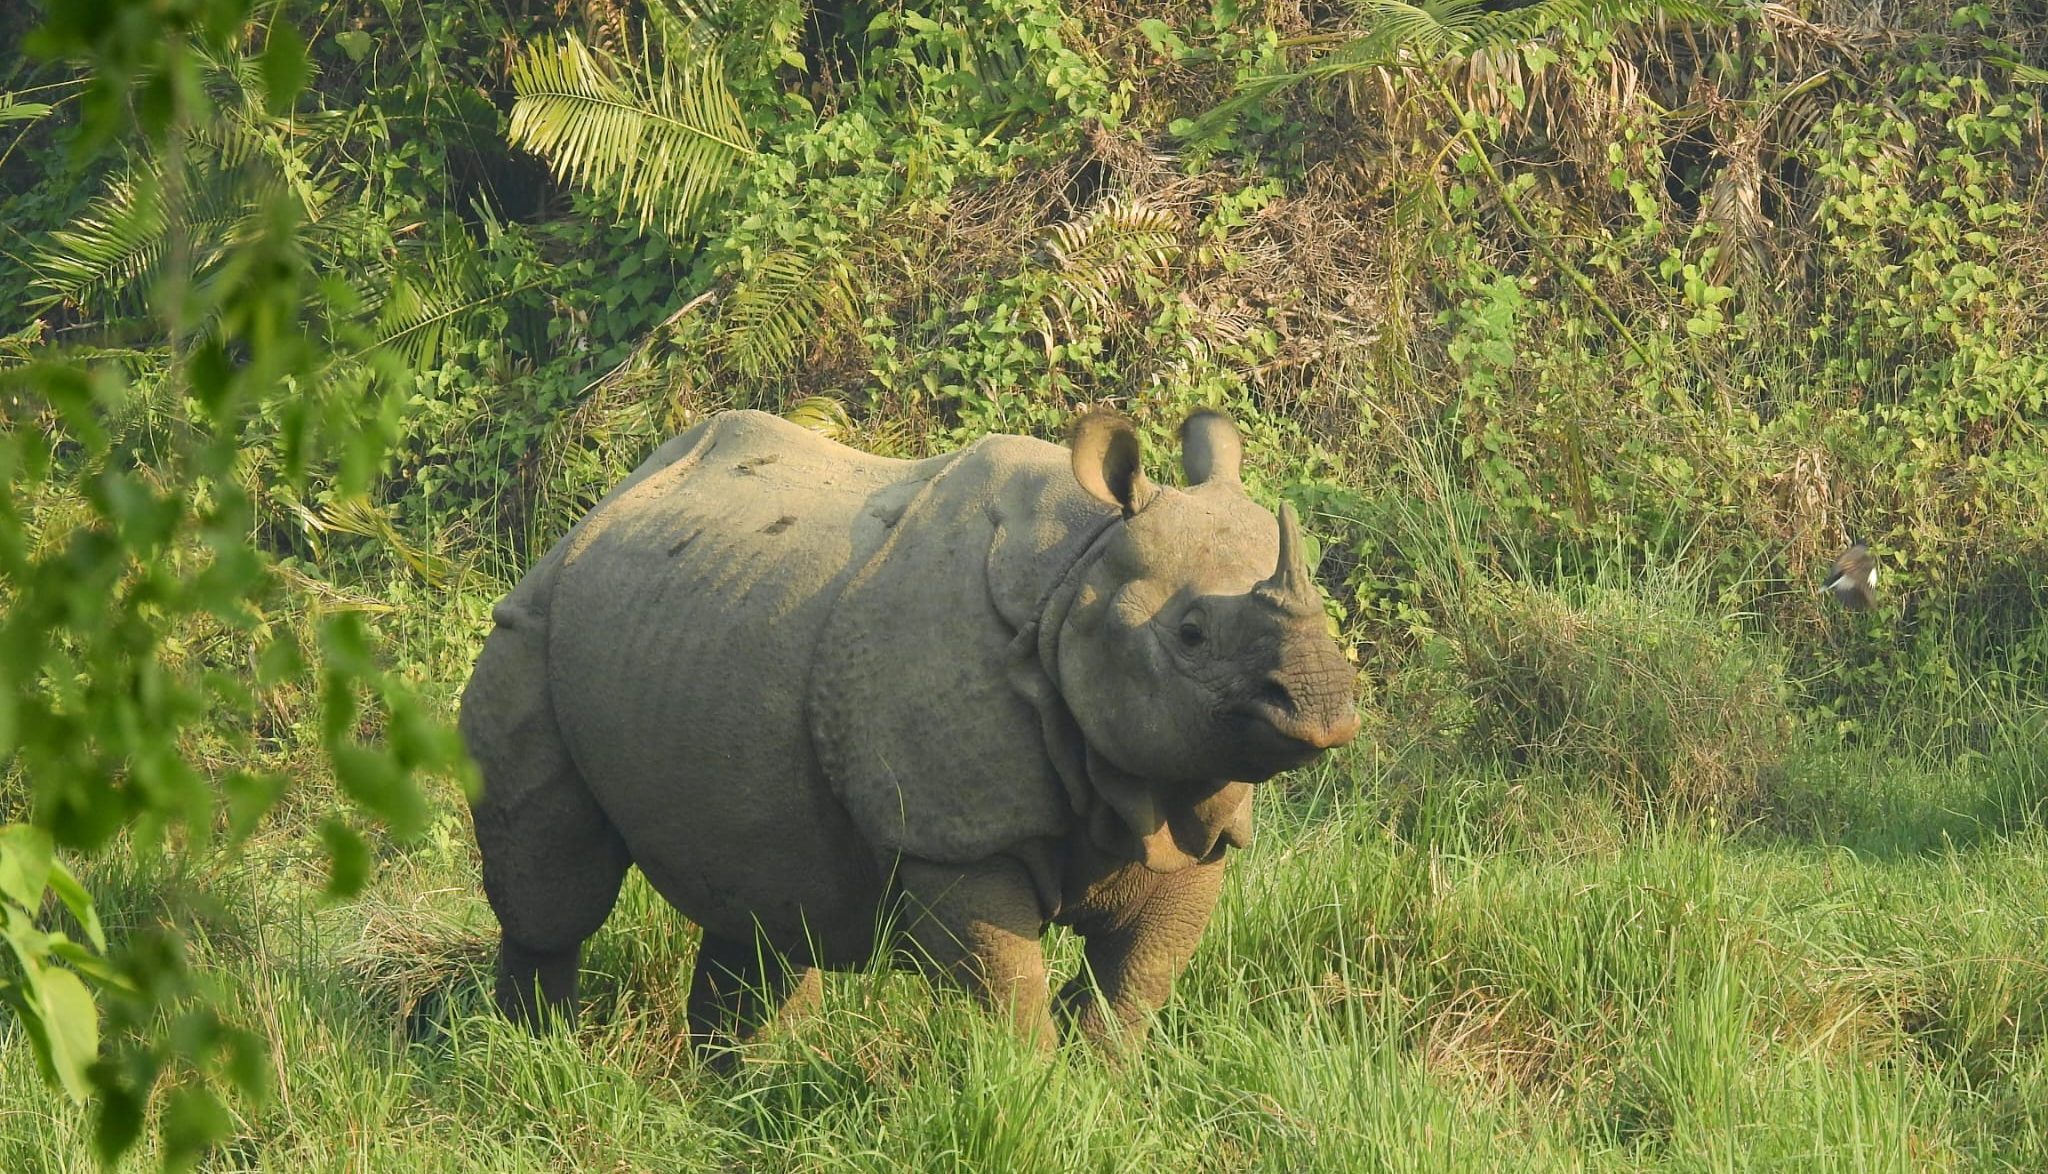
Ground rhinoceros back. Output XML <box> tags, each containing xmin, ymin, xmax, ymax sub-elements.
<box><xmin>544</xmin><ymin>411</ymin><xmax>938</xmax><ymax>950</ymax></box>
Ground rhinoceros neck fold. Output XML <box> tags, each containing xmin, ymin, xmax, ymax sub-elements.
<box><xmin>1004</xmin><ymin>513</ymin><xmax>1119</xmax><ymax>821</ymax></box>
<box><xmin>1026</xmin><ymin>514</ymin><xmax>1122</xmax><ymax>628</ymax></box>
<box><xmin>1081</xmin><ymin>750</ymin><xmax>1254</xmax><ymax>872</ymax></box>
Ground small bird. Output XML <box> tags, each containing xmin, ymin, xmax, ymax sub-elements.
<box><xmin>1820</xmin><ymin>542</ymin><xmax>1878</xmax><ymax>610</ymax></box>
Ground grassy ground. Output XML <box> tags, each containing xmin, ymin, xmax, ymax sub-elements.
<box><xmin>6</xmin><ymin>713</ymin><xmax>2047</xmax><ymax>1171</ymax></box>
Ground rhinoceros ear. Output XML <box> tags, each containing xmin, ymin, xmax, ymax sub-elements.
<box><xmin>1180</xmin><ymin>410</ymin><xmax>1242</xmax><ymax>486</ymax></box>
<box><xmin>1070</xmin><ymin>409</ymin><xmax>1153</xmax><ymax>517</ymax></box>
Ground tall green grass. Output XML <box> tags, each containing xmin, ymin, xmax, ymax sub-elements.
<box><xmin>7</xmin><ymin>704</ymin><xmax>2047</xmax><ymax>1170</ymax></box>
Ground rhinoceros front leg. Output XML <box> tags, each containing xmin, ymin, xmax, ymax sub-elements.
<box><xmin>1056</xmin><ymin>856</ymin><xmax>1227</xmax><ymax>1053</ymax></box>
<box><xmin>897</xmin><ymin>857</ymin><xmax>1056</xmax><ymax>1051</ymax></box>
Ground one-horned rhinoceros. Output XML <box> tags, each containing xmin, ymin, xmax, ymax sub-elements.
<box><xmin>459</xmin><ymin>407</ymin><xmax>1360</xmax><ymax>1054</ymax></box>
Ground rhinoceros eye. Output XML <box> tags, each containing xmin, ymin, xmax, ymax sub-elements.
<box><xmin>1177</xmin><ymin>619</ymin><xmax>1207</xmax><ymax>647</ymax></box>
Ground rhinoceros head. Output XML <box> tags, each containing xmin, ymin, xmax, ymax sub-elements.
<box><xmin>1058</xmin><ymin>410</ymin><xmax>1361</xmax><ymax>784</ymax></box>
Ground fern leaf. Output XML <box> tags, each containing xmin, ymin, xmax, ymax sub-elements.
<box><xmin>1045</xmin><ymin>196</ymin><xmax>1181</xmax><ymax>314</ymax></box>
<box><xmin>508</xmin><ymin>32</ymin><xmax>753</xmax><ymax>234</ymax></box>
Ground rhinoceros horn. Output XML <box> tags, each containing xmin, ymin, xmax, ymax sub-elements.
<box><xmin>1255</xmin><ymin>501</ymin><xmax>1319</xmax><ymax>611</ymax></box>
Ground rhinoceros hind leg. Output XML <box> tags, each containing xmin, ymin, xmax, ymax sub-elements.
<box><xmin>474</xmin><ymin>754</ymin><xmax>631</xmax><ymax>1028</ymax></box>
<box><xmin>495</xmin><ymin>936</ymin><xmax>583</xmax><ymax>1029</ymax></box>
<box><xmin>685</xmin><ymin>933</ymin><xmax>820</xmax><ymax>1068</ymax></box>
<box><xmin>464</xmin><ymin>598</ymin><xmax>633</xmax><ymax>1030</ymax></box>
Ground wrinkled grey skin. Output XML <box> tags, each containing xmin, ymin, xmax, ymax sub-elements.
<box><xmin>460</xmin><ymin>407</ymin><xmax>1359</xmax><ymax>1056</ymax></box>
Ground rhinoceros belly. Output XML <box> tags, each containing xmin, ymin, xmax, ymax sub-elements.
<box><xmin>545</xmin><ymin>411</ymin><xmax>935</xmax><ymax>960</ymax></box>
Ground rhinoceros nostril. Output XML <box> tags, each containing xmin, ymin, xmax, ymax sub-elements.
<box><xmin>1255</xmin><ymin>679</ymin><xmax>1295</xmax><ymax>714</ymax></box>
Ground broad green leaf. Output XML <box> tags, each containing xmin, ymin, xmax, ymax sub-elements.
<box><xmin>45</xmin><ymin>860</ymin><xmax>105</xmax><ymax>952</ymax></box>
<box><xmin>0</xmin><ymin>824</ymin><xmax>54</xmax><ymax>911</ymax></box>
<box><xmin>334</xmin><ymin>30</ymin><xmax>373</xmax><ymax>62</ymax></box>
<box><xmin>0</xmin><ymin>982</ymin><xmax>51</xmax><ymax>1084</ymax></box>
<box><xmin>0</xmin><ymin>659</ymin><xmax>14</xmax><ymax>758</ymax></box>
<box><xmin>94</xmin><ymin>1078</ymin><xmax>146</xmax><ymax>1161</ymax></box>
<box><xmin>220</xmin><ymin>1025</ymin><xmax>272</xmax><ymax>1098</ymax></box>
<box><xmin>320</xmin><ymin>818</ymin><xmax>369</xmax><ymax>897</ymax></box>
<box><xmin>260</xmin><ymin>20</ymin><xmax>310</xmax><ymax>116</ymax></box>
<box><xmin>48</xmin><ymin>941</ymin><xmax>134</xmax><ymax>992</ymax></box>
<box><xmin>162</xmin><ymin>1085</ymin><xmax>233</xmax><ymax>1167</ymax></box>
<box><xmin>0</xmin><ymin>906</ymin><xmax>52</xmax><ymax>973</ymax></box>
<box><xmin>37</xmin><ymin>965</ymin><xmax>99</xmax><ymax>1102</ymax></box>
<box><xmin>224</xmin><ymin>770</ymin><xmax>289</xmax><ymax>842</ymax></box>
<box><xmin>332</xmin><ymin>743</ymin><xmax>429</xmax><ymax>839</ymax></box>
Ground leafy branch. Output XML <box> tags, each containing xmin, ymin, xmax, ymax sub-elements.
<box><xmin>2</xmin><ymin>6</ymin><xmax>473</xmax><ymax>1160</ymax></box>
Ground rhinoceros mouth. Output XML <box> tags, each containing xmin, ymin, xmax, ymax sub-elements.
<box><xmin>1226</xmin><ymin>699</ymin><xmax>1359</xmax><ymax>774</ymax></box>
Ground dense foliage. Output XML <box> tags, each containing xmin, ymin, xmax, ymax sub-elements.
<box><xmin>1</xmin><ymin>0</ymin><xmax>2043</xmax><ymax>1165</ymax></box>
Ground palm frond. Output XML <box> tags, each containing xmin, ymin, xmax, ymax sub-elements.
<box><xmin>1352</xmin><ymin>0</ymin><xmax>1483</xmax><ymax>59</ymax></box>
<box><xmin>783</xmin><ymin>394</ymin><xmax>852</xmax><ymax>438</ymax></box>
<box><xmin>27</xmin><ymin>166</ymin><xmax>254</xmax><ymax>314</ymax></box>
<box><xmin>1186</xmin><ymin>0</ymin><xmax>1748</xmax><ymax>140</ymax></box>
<box><xmin>188</xmin><ymin>43</ymin><xmax>359</xmax><ymax>222</ymax></box>
<box><xmin>29</xmin><ymin>173</ymin><xmax>170</xmax><ymax>311</ymax></box>
<box><xmin>365</xmin><ymin>239</ymin><xmax>489</xmax><ymax>372</ymax></box>
<box><xmin>30</xmin><ymin>72</ymin><xmax>353</xmax><ymax>316</ymax></box>
<box><xmin>0</xmin><ymin>93</ymin><xmax>53</xmax><ymax>125</ymax></box>
<box><xmin>507</xmin><ymin>32</ymin><xmax>754</xmax><ymax>234</ymax></box>
<box><xmin>272</xmin><ymin>563</ymin><xmax>402</xmax><ymax>615</ymax></box>
<box><xmin>1044</xmin><ymin>196</ymin><xmax>1182</xmax><ymax>315</ymax></box>
<box><xmin>0</xmin><ymin>320</ymin><xmax>46</xmax><ymax>366</ymax></box>
<box><xmin>283</xmin><ymin>490</ymin><xmax>455</xmax><ymax>587</ymax></box>
<box><xmin>644</xmin><ymin>0</ymin><xmax>719</xmax><ymax>60</ymax></box>
<box><xmin>719</xmin><ymin>247</ymin><xmax>855</xmax><ymax>379</ymax></box>
<box><xmin>2002</xmin><ymin>59</ymin><xmax>2048</xmax><ymax>85</ymax></box>
<box><xmin>324</xmin><ymin>228</ymin><xmax>555</xmax><ymax>381</ymax></box>
<box><xmin>371</xmin><ymin>277</ymin><xmax>473</xmax><ymax>373</ymax></box>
